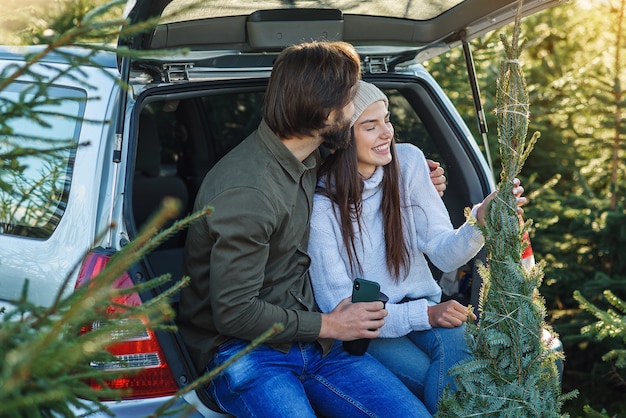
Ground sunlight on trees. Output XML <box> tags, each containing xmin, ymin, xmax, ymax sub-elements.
<box><xmin>424</xmin><ymin>0</ymin><xmax>626</xmax><ymax>415</ymax></box>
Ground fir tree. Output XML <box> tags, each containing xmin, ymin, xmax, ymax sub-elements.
<box><xmin>574</xmin><ymin>290</ymin><xmax>626</xmax><ymax>418</ymax></box>
<box><xmin>437</xmin><ymin>1</ymin><xmax>573</xmax><ymax>416</ymax></box>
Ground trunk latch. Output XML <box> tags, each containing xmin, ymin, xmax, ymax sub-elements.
<box><xmin>162</xmin><ymin>63</ymin><xmax>194</xmax><ymax>82</ymax></box>
<box><xmin>363</xmin><ymin>56</ymin><xmax>390</xmax><ymax>74</ymax></box>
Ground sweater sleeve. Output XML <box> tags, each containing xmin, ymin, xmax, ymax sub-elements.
<box><xmin>379</xmin><ymin>298</ymin><xmax>432</xmax><ymax>337</ymax></box>
<box><xmin>400</xmin><ymin>144</ymin><xmax>485</xmax><ymax>273</ymax></box>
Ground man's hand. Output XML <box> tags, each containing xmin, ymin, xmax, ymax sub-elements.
<box><xmin>319</xmin><ymin>297</ymin><xmax>387</xmax><ymax>341</ymax></box>
<box><xmin>427</xmin><ymin>159</ymin><xmax>446</xmax><ymax>197</ymax></box>
<box><xmin>427</xmin><ymin>299</ymin><xmax>476</xmax><ymax>328</ymax></box>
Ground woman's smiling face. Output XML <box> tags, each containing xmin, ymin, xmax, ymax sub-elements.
<box><xmin>352</xmin><ymin>99</ymin><xmax>394</xmax><ymax>179</ymax></box>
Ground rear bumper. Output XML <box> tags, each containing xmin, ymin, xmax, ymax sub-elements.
<box><xmin>72</xmin><ymin>392</ymin><xmax>230</xmax><ymax>417</ymax></box>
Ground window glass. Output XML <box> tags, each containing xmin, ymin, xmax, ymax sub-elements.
<box><xmin>0</xmin><ymin>83</ymin><xmax>86</xmax><ymax>239</ymax></box>
<box><xmin>195</xmin><ymin>88</ymin><xmax>440</xmax><ymax>165</ymax></box>
<box><xmin>201</xmin><ymin>91</ymin><xmax>264</xmax><ymax>159</ymax></box>
<box><xmin>162</xmin><ymin>0</ymin><xmax>465</xmax><ymax>22</ymax></box>
<box><xmin>385</xmin><ymin>88</ymin><xmax>441</xmax><ymax>163</ymax></box>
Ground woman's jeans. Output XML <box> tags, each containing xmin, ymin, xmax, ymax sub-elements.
<box><xmin>368</xmin><ymin>325</ymin><xmax>471</xmax><ymax>414</ymax></box>
<box><xmin>207</xmin><ymin>339</ymin><xmax>431</xmax><ymax>417</ymax></box>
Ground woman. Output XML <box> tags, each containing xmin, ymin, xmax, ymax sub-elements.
<box><xmin>309</xmin><ymin>81</ymin><xmax>525</xmax><ymax>414</ymax></box>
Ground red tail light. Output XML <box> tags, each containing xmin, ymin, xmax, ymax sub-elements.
<box><xmin>76</xmin><ymin>248</ymin><xmax>179</xmax><ymax>399</ymax></box>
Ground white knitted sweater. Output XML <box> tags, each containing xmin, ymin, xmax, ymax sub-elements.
<box><xmin>308</xmin><ymin>143</ymin><xmax>485</xmax><ymax>337</ymax></box>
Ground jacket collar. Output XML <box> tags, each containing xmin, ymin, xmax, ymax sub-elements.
<box><xmin>258</xmin><ymin>119</ymin><xmax>319</xmax><ymax>182</ymax></box>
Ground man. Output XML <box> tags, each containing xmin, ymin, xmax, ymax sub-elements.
<box><xmin>177</xmin><ymin>41</ymin><xmax>431</xmax><ymax>417</ymax></box>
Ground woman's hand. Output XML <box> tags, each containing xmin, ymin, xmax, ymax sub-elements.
<box><xmin>475</xmin><ymin>178</ymin><xmax>527</xmax><ymax>226</ymax></box>
<box><xmin>513</xmin><ymin>178</ymin><xmax>527</xmax><ymax>211</ymax></box>
<box><xmin>427</xmin><ymin>299</ymin><xmax>476</xmax><ymax>328</ymax></box>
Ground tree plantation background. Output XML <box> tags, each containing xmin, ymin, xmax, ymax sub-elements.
<box><xmin>423</xmin><ymin>1</ymin><xmax>626</xmax><ymax>415</ymax></box>
<box><xmin>1</xmin><ymin>0</ymin><xmax>624</xmax><ymax>416</ymax></box>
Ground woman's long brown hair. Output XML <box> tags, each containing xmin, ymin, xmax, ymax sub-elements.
<box><xmin>317</xmin><ymin>131</ymin><xmax>411</xmax><ymax>282</ymax></box>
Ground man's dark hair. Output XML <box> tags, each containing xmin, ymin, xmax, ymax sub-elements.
<box><xmin>264</xmin><ymin>41</ymin><xmax>361</xmax><ymax>139</ymax></box>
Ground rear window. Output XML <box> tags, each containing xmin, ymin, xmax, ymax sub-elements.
<box><xmin>136</xmin><ymin>85</ymin><xmax>442</xmax><ymax>212</ymax></box>
<box><xmin>0</xmin><ymin>82</ymin><xmax>86</xmax><ymax>239</ymax></box>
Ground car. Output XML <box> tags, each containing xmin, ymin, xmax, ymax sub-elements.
<box><xmin>0</xmin><ymin>0</ymin><xmax>562</xmax><ymax>416</ymax></box>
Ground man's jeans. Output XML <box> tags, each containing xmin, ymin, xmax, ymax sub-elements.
<box><xmin>207</xmin><ymin>339</ymin><xmax>431</xmax><ymax>417</ymax></box>
<box><xmin>368</xmin><ymin>325</ymin><xmax>471</xmax><ymax>414</ymax></box>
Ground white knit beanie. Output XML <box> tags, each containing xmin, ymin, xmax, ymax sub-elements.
<box><xmin>350</xmin><ymin>81</ymin><xmax>389</xmax><ymax>127</ymax></box>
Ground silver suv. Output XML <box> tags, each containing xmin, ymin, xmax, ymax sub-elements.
<box><xmin>0</xmin><ymin>1</ymin><xmax>560</xmax><ymax>416</ymax></box>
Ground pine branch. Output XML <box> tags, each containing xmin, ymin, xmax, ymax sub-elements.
<box><xmin>575</xmin><ymin>290</ymin><xmax>626</xmax><ymax>369</ymax></box>
<box><xmin>0</xmin><ymin>199</ymin><xmax>216</xmax><ymax>417</ymax></box>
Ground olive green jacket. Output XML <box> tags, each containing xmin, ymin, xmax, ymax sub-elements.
<box><xmin>177</xmin><ymin>120</ymin><xmax>332</xmax><ymax>372</ymax></box>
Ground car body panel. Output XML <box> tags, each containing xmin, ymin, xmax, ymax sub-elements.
<box><xmin>70</xmin><ymin>393</ymin><xmax>219</xmax><ymax>417</ymax></box>
<box><xmin>0</xmin><ymin>50</ymin><xmax>119</xmax><ymax>306</ymax></box>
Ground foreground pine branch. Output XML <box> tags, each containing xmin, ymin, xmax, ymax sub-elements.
<box><xmin>0</xmin><ymin>201</ymin><xmax>190</xmax><ymax>417</ymax></box>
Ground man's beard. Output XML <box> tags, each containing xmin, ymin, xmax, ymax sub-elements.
<box><xmin>321</xmin><ymin>111</ymin><xmax>351</xmax><ymax>150</ymax></box>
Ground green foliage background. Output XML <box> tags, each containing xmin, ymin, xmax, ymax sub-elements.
<box><xmin>425</xmin><ymin>1</ymin><xmax>626</xmax><ymax>415</ymax></box>
<box><xmin>1</xmin><ymin>0</ymin><xmax>624</xmax><ymax>416</ymax></box>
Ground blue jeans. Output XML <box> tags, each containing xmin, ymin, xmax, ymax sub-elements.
<box><xmin>207</xmin><ymin>339</ymin><xmax>431</xmax><ymax>417</ymax></box>
<box><xmin>367</xmin><ymin>325</ymin><xmax>471</xmax><ymax>414</ymax></box>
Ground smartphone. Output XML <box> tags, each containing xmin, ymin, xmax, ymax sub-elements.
<box><xmin>351</xmin><ymin>278</ymin><xmax>380</xmax><ymax>303</ymax></box>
